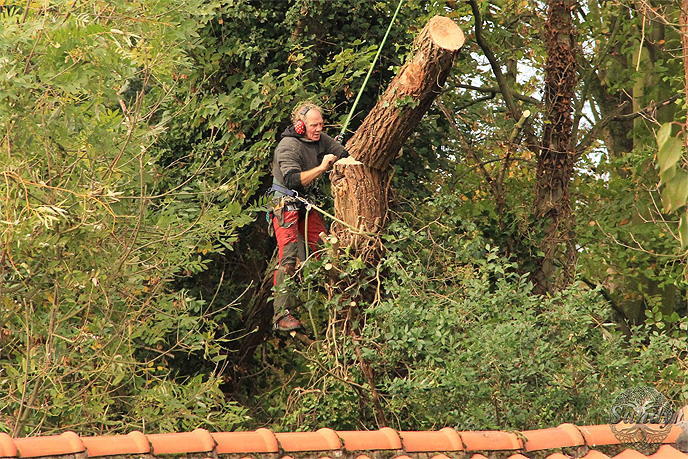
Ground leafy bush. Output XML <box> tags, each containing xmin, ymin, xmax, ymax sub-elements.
<box><xmin>265</xmin><ymin>199</ymin><xmax>686</xmax><ymax>432</ymax></box>
<box><xmin>0</xmin><ymin>0</ymin><xmax>251</xmax><ymax>435</ymax></box>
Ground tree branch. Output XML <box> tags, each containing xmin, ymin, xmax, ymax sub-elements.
<box><xmin>572</xmin><ymin>11</ymin><xmax>625</xmax><ymax>144</ymax></box>
<box><xmin>468</xmin><ymin>0</ymin><xmax>522</xmax><ymax>119</ymax></box>
<box><xmin>458</xmin><ymin>83</ymin><xmax>542</xmax><ymax>106</ymax></box>
<box><xmin>575</xmin><ymin>95</ymin><xmax>680</xmax><ymax>156</ymax></box>
<box><xmin>455</xmin><ymin>93</ymin><xmax>496</xmax><ymax>111</ymax></box>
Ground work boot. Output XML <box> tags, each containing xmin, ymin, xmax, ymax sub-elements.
<box><xmin>274</xmin><ymin>311</ymin><xmax>302</xmax><ymax>331</ymax></box>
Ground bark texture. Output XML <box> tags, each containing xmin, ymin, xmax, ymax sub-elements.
<box><xmin>532</xmin><ymin>0</ymin><xmax>578</xmax><ymax>294</ymax></box>
<box><xmin>331</xmin><ymin>16</ymin><xmax>464</xmax><ymax>249</ymax></box>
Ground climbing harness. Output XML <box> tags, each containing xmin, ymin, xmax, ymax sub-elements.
<box><xmin>337</xmin><ymin>0</ymin><xmax>404</xmax><ymax>141</ymax></box>
<box><xmin>270</xmin><ymin>183</ymin><xmax>374</xmax><ymax>238</ymax></box>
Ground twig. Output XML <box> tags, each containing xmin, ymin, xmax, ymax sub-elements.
<box><xmin>457</xmin><ymin>83</ymin><xmax>542</xmax><ymax>106</ymax></box>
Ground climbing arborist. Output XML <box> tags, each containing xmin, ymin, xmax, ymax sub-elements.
<box><xmin>269</xmin><ymin>102</ymin><xmax>349</xmax><ymax>331</ymax></box>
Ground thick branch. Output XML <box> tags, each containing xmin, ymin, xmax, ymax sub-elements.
<box><xmin>344</xmin><ymin>16</ymin><xmax>465</xmax><ymax>171</ymax></box>
<box><xmin>332</xmin><ymin>16</ymin><xmax>464</xmax><ymax>248</ymax></box>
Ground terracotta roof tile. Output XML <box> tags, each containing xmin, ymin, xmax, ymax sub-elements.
<box><xmin>613</xmin><ymin>449</ymin><xmax>654</xmax><ymax>459</ymax></box>
<box><xmin>275</xmin><ymin>429</ymin><xmax>341</xmax><ymax>452</ymax></box>
<box><xmin>544</xmin><ymin>453</ymin><xmax>572</xmax><ymax>459</ymax></box>
<box><xmin>648</xmin><ymin>445</ymin><xmax>687</xmax><ymax>458</ymax></box>
<box><xmin>1</xmin><ymin>423</ymin><xmax>687</xmax><ymax>459</ymax></box>
<box><xmin>147</xmin><ymin>429</ymin><xmax>215</xmax><ymax>455</ymax></box>
<box><xmin>213</xmin><ymin>428</ymin><xmax>278</xmax><ymax>454</ymax></box>
<box><xmin>522</xmin><ymin>423</ymin><xmax>585</xmax><ymax>451</ymax></box>
<box><xmin>665</xmin><ymin>425</ymin><xmax>685</xmax><ymax>444</ymax></box>
<box><xmin>581</xmin><ymin>451</ymin><xmax>612</xmax><ymax>459</ymax></box>
<box><xmin>14</xmin><ymin>432</ymin><xmax>85</xmax><ymax>458</ymax></box>
<box><xmin>81</xmin><ymin>431</ymin><xmax>150</xmax><ymax>457</ymax></box>
<box><xmin>338</xmin><ymin>428</ymin><xmax>402</xmax><ymax>451</ymax></box>
<box><xmin>399</xmin><ymin>427</ymin><xmax>463</xmax><ymax>452</ymax></box>
<box><xmin>578</xmin><ymin>425</ymin><xmax>621</xmax><ymax>447</ymax></box>
<box><xmin>460</xmin><ymin>430</ymin><xmax>523</xmax><ymax>451</ymax></box>
<box><xmin>0</xmin><ymin>433</ymin><xmax>17</xmax><ymax>458</ymax></box>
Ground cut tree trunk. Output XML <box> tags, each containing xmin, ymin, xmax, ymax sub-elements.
<box><xmin>331</xmin><ymin>15</ymin><xmax>464</xmax><ymax>251</ymax></box>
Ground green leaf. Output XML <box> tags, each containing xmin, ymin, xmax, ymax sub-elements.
<box><xmin>656</xmin><ymin>123</ymin><xmax>672</xmax><ymax>151</ymax></box>
<box><xmin>679</xmin><ymin>212</ymin><xmax>688</xmax><ymax>249</ymax></box>
<box><xmin>658</xmin><ymin>137</ymin><xmax>682</xmax><ymax>177</ymax></box>
<box><xmin>661</xmin><ymin>170</ymin><xmax>688</xmax><ymax>213</ymax></box>
<box><xmin>660</xmin><ymin>163</ymin><xmax>677</xmax><ymax>185</ymax></box>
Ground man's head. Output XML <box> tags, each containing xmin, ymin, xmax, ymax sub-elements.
<box><xmin>293</xmin><ymin>103</ymin><xmax>324</xmax><ymax>142</ymax></box>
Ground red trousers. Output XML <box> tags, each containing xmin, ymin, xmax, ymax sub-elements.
<box><xmin>272</xmin><ymin>207</ymin><xmax>326</xmax><ymax>320</ymax></box>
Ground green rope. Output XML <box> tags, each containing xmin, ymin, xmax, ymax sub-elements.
<box><xmin>338</xmin><ymin>0</ymin><xmax>404</xmax><ymax>139</ymax></box>
<box><xmin>297</xmin><ymin>197</ymin><xmax>376</xmax><ymax>237</ymax></box>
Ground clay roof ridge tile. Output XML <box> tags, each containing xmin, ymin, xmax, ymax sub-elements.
<box><xmin>192</xmin><ymin>428</ymin><xmax>218</xmax><ymax>453</ymax></box>
<box><xmin>0</xmin><ymin>432</ymin><xmax>17</xmax><ymax>458</ymax></box>
<box><xmin>13</xmin><ymin>431</ymin><xmax>86</xmax><ymax>458</ymax></box>
<box><xmin>128</xmin><ymin>431</ymin><xmax>152</xmax><ymax>455</ymax></box>
<box><xmin>61</xmin><ymin>432</ymin><xmax>86</xmax><ymax>455</ymax></box>
<box><xmin>146</xmin><ymin>429</ymin><xmax>216</xmax><ymax>456</ymax></box>
<box><xmin>563</xmin><ymin>422</ymin><xmax>593</xmax><ymax>456</ymax></box>
<box><xmin>81</xmin><ymin>430</ymin><xmax>151</xmax><ymax>457</ymax></box>
<box><xmin>459</xmin><ymin>429</ymin><xmax>522</xmax><ymax>452</ymax></box>
<box><xmin>648</xmin><ymin>444</ymin><xmax>688</xmax><ymax>458</ymax></box>
<box><xmin>337</xmin><ymin>428</ymin><xmax>402</xmax><ymax>452</ymax></box>
<box><xmin>275</xmin><ymin>428</ymin><xmax>342</xmax><ymax>452</ymax></box>
<box><xmin>212</xmin><ymin>428</ymin><xmax>279</xmax><ymax>455</ymax></box>
<box><xmin>398</xmin><ymin>427</ymin><xmax>464</xmax><ymax>453</ymax></box>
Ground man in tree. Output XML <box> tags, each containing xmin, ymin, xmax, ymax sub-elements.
<box><xmin>269</xmin><ymin>102</ymin><xmax>348</xmax><ymax>331</ymax></box>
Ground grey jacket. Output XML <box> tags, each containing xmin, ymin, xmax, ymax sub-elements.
<box><xmin>272</xmin><ymin>125</ymin><xmax>348</xmax><ymax>196</ymax></box>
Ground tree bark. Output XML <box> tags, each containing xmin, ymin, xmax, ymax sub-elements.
<box><xmin>532</xmin><ymin>0</ymin><xmax>578</xmax><ymax>294</ymax></box>
<box><xmin>331</xmin><ymin>16</ymin><xmax>464</xmax><ymax>250</ymax></box>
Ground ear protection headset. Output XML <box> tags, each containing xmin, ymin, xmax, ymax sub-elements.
<box><xmin>294</xmin><ymin>106</ymin><xmax>311</xmax><ymax>135</ymax></box>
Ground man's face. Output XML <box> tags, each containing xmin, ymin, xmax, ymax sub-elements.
<box><xmin>304</xmin><ymin>109</ymin><xmax>324</xmax><ymax>142</ymax></box>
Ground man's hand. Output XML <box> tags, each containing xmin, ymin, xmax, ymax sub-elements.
<box><xmin>320</xmin><ymin>154</ymin><xmax>337</xmax><ymax>171</ymax></box>
<box><xmin>300</xmin><ymin>154</ymin><xmax>339</xmax><ymax>187</ymax></box>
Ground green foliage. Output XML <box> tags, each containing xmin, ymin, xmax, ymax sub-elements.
<box><xmin>259</xmin><ymin>197</ymin><xmax>687</xmax><ymax>431</ymax></box>
<box><xmin>0</xmin><ymin>0</ymin><xmax>252</xmax><ymax>435</ymax></box>
<box><xmin>1</xmin><ymin>0</ymin><xmax>688</xmax><ymax>438</ymax></box>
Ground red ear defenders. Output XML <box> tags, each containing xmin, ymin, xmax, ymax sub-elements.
<box><xmin>294</xmin><ymin>106</ymin><xmax>311</xmax><ymax>135</ymax></box>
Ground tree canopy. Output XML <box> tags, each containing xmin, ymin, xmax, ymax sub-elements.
<box><xmin>1</xmin><ymin>0</ymin><xmax>687</xmax><ymax>435</ymax></box>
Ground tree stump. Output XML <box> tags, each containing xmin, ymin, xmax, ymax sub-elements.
<box><xmin>331</xmin><ymin>16</ymin><xmax>464</xmax><ymax>250</ymax></box>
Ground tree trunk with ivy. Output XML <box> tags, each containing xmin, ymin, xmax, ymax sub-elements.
<box><xmin>532</xmin><ymin>0</ymin><xmax>578</xmax><ymax>295</ymax></box>
<box><xmin>331</xmin><ymin>16</ymin><xmax>465</xmax><ymax>258</ymax></box>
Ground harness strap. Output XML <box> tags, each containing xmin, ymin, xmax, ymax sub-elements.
<box><xmin>271</xmin><ymin>182</ymin><xmax>297</xmax><ymax>197</ymax></box>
